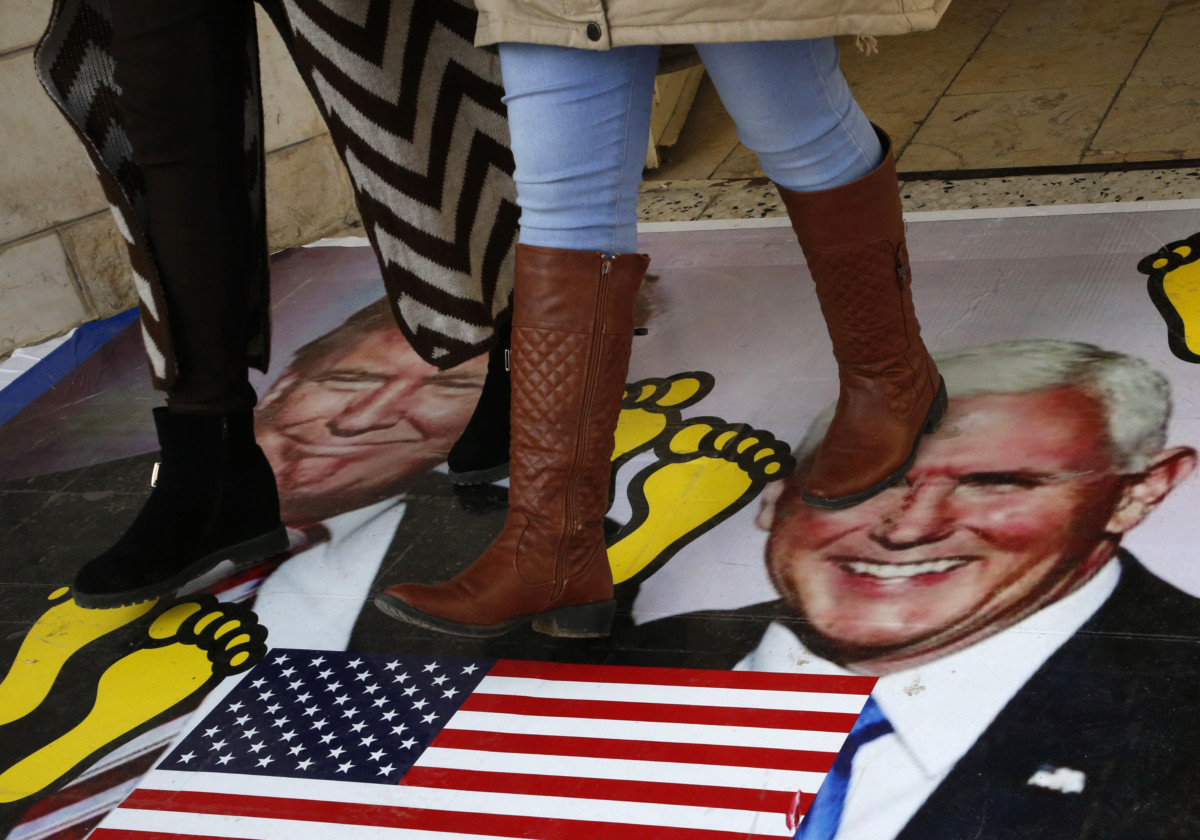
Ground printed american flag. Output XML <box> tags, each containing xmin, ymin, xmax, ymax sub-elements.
<box><xmin>94</xmin><ymin>649</ymin><xmax>875</xmax><ymax>840</ymax></box>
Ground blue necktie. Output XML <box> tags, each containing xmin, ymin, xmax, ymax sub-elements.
<box><xmin>794</xmin><ymin>695</ymin><xmax>894</xmax><ymax>840</ymax></box>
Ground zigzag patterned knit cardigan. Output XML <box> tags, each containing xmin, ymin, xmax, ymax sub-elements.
<box><xmin>35</xmin><ymin>0</ymin><xmax>519</xmax><ymax>385</ymax></box>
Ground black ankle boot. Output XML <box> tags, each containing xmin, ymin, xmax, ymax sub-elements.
<box><xmin>447</xmin><ymin>320</ymin><xmax>511</xmax><ymax>485</ymax></box>
<box><xmin>73</xmin><ymin>408</ymin><xmax>288</xmax><ymax>608</ymax></box>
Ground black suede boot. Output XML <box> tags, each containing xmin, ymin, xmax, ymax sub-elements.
<box><xmin>447</xmin><ymin>319</ymin><xmax>512</xmax><ymax>485</ymax></box>
<box><xmin>73</xmin><ymin>408</ymin><xmax>288</xmax><ymax>608</ymax></box>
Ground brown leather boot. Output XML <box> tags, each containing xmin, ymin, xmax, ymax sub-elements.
<box><xmin>777</xmin><ymin>127</ymin><xmax>947</xmax><ymax>509</ymax></box>
<box><xmin>375</xmin><ymin>245</ymin><xmax>648</xmax><ymax>637</ymax></box>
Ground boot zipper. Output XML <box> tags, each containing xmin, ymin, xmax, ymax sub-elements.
<box><xmin>558</xmin><ymin>256</ymin><xmax>612</xmax><ymax>597</ymax></box>
<box><xmin>893</xmin><ymin>246</ymin><xmax>928</xmax><ymax>398</ymax></box>
<box><xmin>895</xmin><ymin>248</ymin><xmax>912</xmax><ymax>340</ymax></box>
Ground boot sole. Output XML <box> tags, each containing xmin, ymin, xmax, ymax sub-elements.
<box><xmin>447</xmin><ymin>461</ymin><xmax>510</xmax><ymax>486</ymax></box>
<box><xmin>802</xmin><ymin>377</ymin><xmax>948</xmax><ymax>510</ymax></box>
<box><xmin>374</xmin><ymin>591</ymin><xmax>615</xmax><ymax>639</ymax></box>
<box><xmin>73</xmin><ymin>526</ymin><xmax>291</xmax><ymax>610</ymax></box>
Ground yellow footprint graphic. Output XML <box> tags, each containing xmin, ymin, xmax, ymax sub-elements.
<box><xmin>608</xmin><ymin>418</ymin><xmax>796</xmax><ymax>584</ymax></box>
<box><xmin>613</xmin><ymin>372</ymin><xmax>716</xmax><ymax>471</ymax></box>
<box><xmin>0</xmin><ymin>595</ymin><xmax>266</xmax><ymax>803</ymax></box>
<box><xmin>0</xmin><ymin>588</ymin><xmax>157</xmax><ymax>727</ymax></box>
<box><xmin>1139</xmin><ymin>231</ymin><xmax>1200</xmax><ymax>363</ymax></box>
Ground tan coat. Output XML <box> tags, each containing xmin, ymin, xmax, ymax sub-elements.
<box><xmin>475</xmin><ymin>0</ymin><xmax>952</xmax><ymax>49</ymax></box>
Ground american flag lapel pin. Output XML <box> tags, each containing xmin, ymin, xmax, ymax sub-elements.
<box><xmin>1027</xmin><ymin>765</ymin><xmax>1086</xmax><ymax>794</ymax></box>
<box><xmin>96</xmin><ymin>649</ymin><xmax>877</xmax><ymax>838</ymax></box>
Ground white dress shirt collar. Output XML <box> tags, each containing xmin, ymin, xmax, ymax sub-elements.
<box><xmin>874</xmin><ymin>557</ymin><xmax>1121</xmax><ymax>776</ymax></box>
<box><xmin>254</xmin><ymin>496</ymin><xmax>408</xmax><ymax>651</ymax></box>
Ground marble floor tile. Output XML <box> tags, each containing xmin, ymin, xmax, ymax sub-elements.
<box><xmin>1165</xmin><ymin>0</ymin><xmax>1200</xmax><ymax>14</ymax></box>
<box><xmin>839</xmin><ymin>0</ymin><xmax>1011</xmax><ymax>152</ymax></box>
<box><xmin>898</xmin><ymin>86</ymin><xmax>1117</xmax><ymax>171</ymax></box>
<box><xmin>949</xmin><ymin>0</ymin><xmax>1167</xmax><ymax>94</ymax></box>
<box><xmin>652</xmin><ymin>0</ymin><xmax>1011</xmax><ymax>183</ymax></box>
<box><xmin>1086</xmin><ymin>89</ymin><xmax>1200</xmax><ymax>164</ymax></box>
<box><xmin>1119</xmin><ymin>6</ymin><xmax>1200</xmax><ymax>86</ymax></box>
<box><xmin>643</xmin><ymin>0</ymin><xmax>1193</xmax><ymax>183</ymax></box>
<box><xmin>710</xmin><ymin>141</ymin><xmax>763</xmax><ymax>181</ymax></box>
<box><xmin>1086</xmin><ymin>8</ymin><xmax>1200</xmax><ymax>163</ymax></box>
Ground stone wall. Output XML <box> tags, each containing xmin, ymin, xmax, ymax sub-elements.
<box><xmin>0</xmin><ymin>2</ymin><xmax>361</xmax><ymax>360</ymax></box>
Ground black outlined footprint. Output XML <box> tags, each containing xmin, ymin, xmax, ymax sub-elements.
<box><xmin>0</xmin><ymin>588</ymin><xmax>157</xmax><ymax>728</ymax></box>
<box><xmin>0</xmin><ymin>595</ymin><xmax>265</xmax><ymax>802</ymax></box>
<box><xmin>608</xmin><ymin>418</ymin><xmax>796</xmax><ymax>584</ymax></box>
<box><xmin>1138</xmin><ymin>231</ymin><xmax>1200</xmax><ymax>363</ymax></box>
<box><xmin>613</xmin><ymin>372</ymin><xmax>716</xmax><ymax>472</ymax></box>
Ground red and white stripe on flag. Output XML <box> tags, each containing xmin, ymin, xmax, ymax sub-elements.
<box><xmin>93</xmin><ymin>653</ymin><xmax>876</xmax><ymax>840</ymax></box>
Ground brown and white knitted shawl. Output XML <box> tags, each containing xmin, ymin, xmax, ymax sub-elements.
<box><xmin>34</xmin><ymin>0</ymin><xmax>518</xmax><ymax>383</ymax></box>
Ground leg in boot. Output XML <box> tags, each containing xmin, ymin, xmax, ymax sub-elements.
<box><xmin>376</xmin><ymin>246</ymin><xmax>648</xmax><ymax>637</ymax></box>
<box><xmin>691</xmin><ymin>42</ymin><xmax>945</xmax><ymax>508</ymax></box>
<box><xmin>776</xmin><ymin>127</ymin><xmax>946</xmax><ymax>508</ymax></box>
<box><xmin>74</xmin><ymin>2</ymin><xmax>285</xmax><ymax>607</ymax></box>
<box><xmin>447</xmin><ymin>317</ymin><xmax>512</xmax><ymax>485</ymax></box>
<box><xmin>74</xmin><ymin>409</ymin><xmax>287</xmax><ymax>608</ymax></box>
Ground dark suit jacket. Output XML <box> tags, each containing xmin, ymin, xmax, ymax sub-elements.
<box><xmin>628</xmin><ymin>553</ymin><xmax>1200</xmax><ymax>840</ymax></box>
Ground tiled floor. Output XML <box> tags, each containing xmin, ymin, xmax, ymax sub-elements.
<box><xmin>648</xmin><ymin>0</ymin><xmax>1200</xmax><ymax>185</ymax></box>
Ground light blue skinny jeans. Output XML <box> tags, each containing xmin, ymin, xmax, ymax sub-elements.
<box><xmin>499</xmin><ymin>38</ymin><xmax>882</xmax><ymax>254</ymax></box>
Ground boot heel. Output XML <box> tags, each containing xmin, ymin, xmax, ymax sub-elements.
<box><xmin>924</xmin><ymin>377</ymin><xmax>948</xmax><ymax>434</ymax></box>
<box><xmin>531</xmin><ymin>599</ymin><xmax>616</xmax><ymax>638</ymax></box>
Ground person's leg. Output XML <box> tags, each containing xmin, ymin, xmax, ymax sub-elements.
<box><xmin>449</xmin><ymin>43</ymin><xmax>658</xmax><ymax>485</ymax></box>
<box><xmin>698</xmin><ymin>38</ymin><xmax>945</xmax><ymax>508</ymax></box>
<box><xmin>500</xmin><ymin>42</ymin><xmax>659</xmax><ymax>253</ymax></box>
<box><xmin>377</xmin><ymin>44</ymin><xmax>657</xmax><ymax>637</ymax></box>
<box><xmin>696</xmin><ymin>38</ymin><xmax>880</xmax><ymax>192</ymax></box>
<box><xmin>110</xmin><ymin>0</ymin><xmax>259</xmax><ymax>414</ymax></box>
<box><xmin>73</xmin><ymin>1</ymin><xmax>285</xmax><ymax>608</ymax></box>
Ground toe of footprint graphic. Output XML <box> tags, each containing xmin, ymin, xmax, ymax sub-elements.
<box><xmin>614</xmin><ymin>372</ymin><xmax>716</xmax><ymax>467</ymax></box>
<box><xmin>608</xmin><ymin>418</ymin><xmax>796</xmax><ymax>584</ymax></box>
<box><xmin>1139</xmin><ymin>231</ymin><xmax>1200</xmax><ymax>363</ymax></box>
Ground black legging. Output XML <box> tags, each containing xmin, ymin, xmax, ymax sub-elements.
<box><xmin>109</xmin><ymin>0</ymin><xmax>259</xmax><ymax>413</ymax></box>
